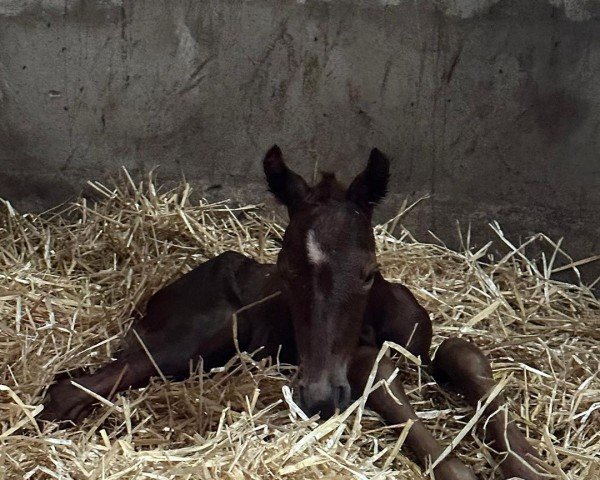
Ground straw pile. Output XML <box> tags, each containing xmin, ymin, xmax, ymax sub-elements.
<box><xmin>0</xmin><ymin>171</ymin><xmax>598</xmax><ymax>479</ymax></box>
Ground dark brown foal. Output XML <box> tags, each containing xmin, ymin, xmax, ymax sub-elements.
<box><xmin>41</xmin><ymin>146</ymin><xmax>547</xmax><ymax>480</ymax></box>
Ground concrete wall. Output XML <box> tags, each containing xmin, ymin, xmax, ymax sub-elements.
<box><xmin>1</xmin><ymin>0</ymin><xmax>599</xmax><ymax>287</ymax></box>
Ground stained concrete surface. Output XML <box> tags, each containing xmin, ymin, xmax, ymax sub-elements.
<box><xmin>0</xmin><ymin>0</ymin><xmax>598</xmax><ymax>289</ymax></box>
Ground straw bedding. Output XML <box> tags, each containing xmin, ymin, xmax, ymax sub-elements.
<box><xmin>0</xmin><ymin>172</ymin><xmax>598</xmax><ymax>479</ymax></box>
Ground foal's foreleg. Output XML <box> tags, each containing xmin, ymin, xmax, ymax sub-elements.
<box><xmin>40</xmin><ymin>351</ymin><xmax>156</xmax><ymax>424</ymax></box>
<box><xmin>348</xmin><ymin>346</ymin><xmax>477</xmax><ymax>480</ymax></box>
<box><xmin>432</xmin><ymin>338</ymin><xmax>546</xmax><ymax>480</ymax></box>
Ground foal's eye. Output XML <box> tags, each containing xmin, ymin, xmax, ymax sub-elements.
<box><xmin>363</xmin><ymin>270</ymin><xmax>377</xmax><ymax>288</ymax></box>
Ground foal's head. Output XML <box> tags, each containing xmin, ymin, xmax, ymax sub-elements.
<box><xmin>263</xmin><ymin>145</ymin><xmax>389</xmax><ymax>419</ymax></box>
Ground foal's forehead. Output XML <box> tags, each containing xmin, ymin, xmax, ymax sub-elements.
<box><xmin>304</xmin><ymin>203</ymin><xmax>369</xmax><ymax>235</ymax></box>
<box><xmin>285</xmin><ymin>202</ymin><xmax>374</xmax><ymax>260</ymax></box>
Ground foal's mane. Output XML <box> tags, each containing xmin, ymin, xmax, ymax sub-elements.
<box><xmin>305</xmin><ymin>172</ymin><xmax>346</xmax><ymax>204</ymax></box>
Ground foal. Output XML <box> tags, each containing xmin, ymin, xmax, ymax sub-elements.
<box><xmin>41</xmin><ymin>146</ymin><xmax>546</xmax><ymax>480</ymax></box>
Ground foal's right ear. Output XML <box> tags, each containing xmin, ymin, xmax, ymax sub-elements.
<box><xmin>346</xmin><ymin>148</ymin><xmax>390</xmax><ymax>216</ymax></box>
<box><xmin>263</xmin><ymin>145</ymin><xmax>309</xmax><ymax>214</ymax></box>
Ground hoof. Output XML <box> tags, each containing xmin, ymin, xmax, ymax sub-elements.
<box><xmin>499</xmin><ymin>452</ymin><xmax>547</xmax><ymax>480</ymax></box>
<box><xmin>38</xmin><ymin>378</ymin><xmax>95</xmax><ymax>425</ymax></box>
<box><xmin>434</xmin><ymin>457</ymin><xmax>478</xmax><ymax>480</ymax></box>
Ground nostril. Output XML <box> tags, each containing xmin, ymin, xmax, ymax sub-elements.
<box><xmin>334</xmin><ymin>383</ymin><xmax>351</xmax><ymax>410</ymax></box>
<box><xmin>334</xmin><ymin>386</ymin><xmax>343</xmax><ymax>406</ymax></box>
<box><xmin>298</xmin><ymin>384</ymin><xmax>307</xmax><ymax>409</ymax></box>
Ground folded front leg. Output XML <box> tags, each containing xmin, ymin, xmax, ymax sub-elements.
<box><xmin>432</xmin><ymin>338</ymin><xmax>546</xmax><ymax>480</ymax></box>
<box><xmin>39</xmin><ymin>351</ymin><xmax>157</xmax><ymax>425</ymax></box>
<box><xmin>348</xmin><ymin>346</ymin><xmax>477</xmax><ymax>480</ymax></box>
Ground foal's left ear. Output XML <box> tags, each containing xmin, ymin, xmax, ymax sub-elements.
<box><xmin>263</xmin><ymin>145</ymin><xmax>309</xmax><ymax>215</ymax></box>
<box><xmin>346</xmin><ymin>148</ymin><xmax>390</xmax><ymax>215</ymax></box>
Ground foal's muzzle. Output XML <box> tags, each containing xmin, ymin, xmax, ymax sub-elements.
<box><xmin>298</xmin><ymin>378</ymin><xmax>352</xmax><ymax>420</ymax></box>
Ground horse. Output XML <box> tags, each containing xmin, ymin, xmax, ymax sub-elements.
<box><xmin>40</xmin><ymin>146</ymin><xmax>546</xmax><ymax>480</ymax></box>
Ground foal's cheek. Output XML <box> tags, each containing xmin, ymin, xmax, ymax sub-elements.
<box><xmin>346</xmin><ymin>295</ymin><xmax>369</xmax><ymax>337</ymax></box>
<box><xmin>328</xmin><ymin>300</ymin><xmax>367</xmax><ymax>350</ymax></box>
<box><xmin>283</xmin><ymin>292</ymin><xmax>313</xmax><ymax>341</ymax></box>
<box><xmin>283</xmin><ymin>282</ymin><xmax>311</xmax><ymax>310</ymax></box>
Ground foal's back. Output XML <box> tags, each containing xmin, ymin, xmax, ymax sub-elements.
<box><xmin>122</xmin><ymin>251</ymin><xmax>278</xmax><ymax>372</ymax></box>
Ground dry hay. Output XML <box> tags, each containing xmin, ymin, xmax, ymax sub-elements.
<box><xmin>0</xmin><ymin>171</ymin><xmax>598</xmax><ymax>480</ymax></box>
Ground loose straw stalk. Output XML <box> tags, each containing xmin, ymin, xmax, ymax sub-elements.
<box><xmin>0</xmin><ymin>171</ymin><xmax>598</xmax><ymax>479</ymax></box>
